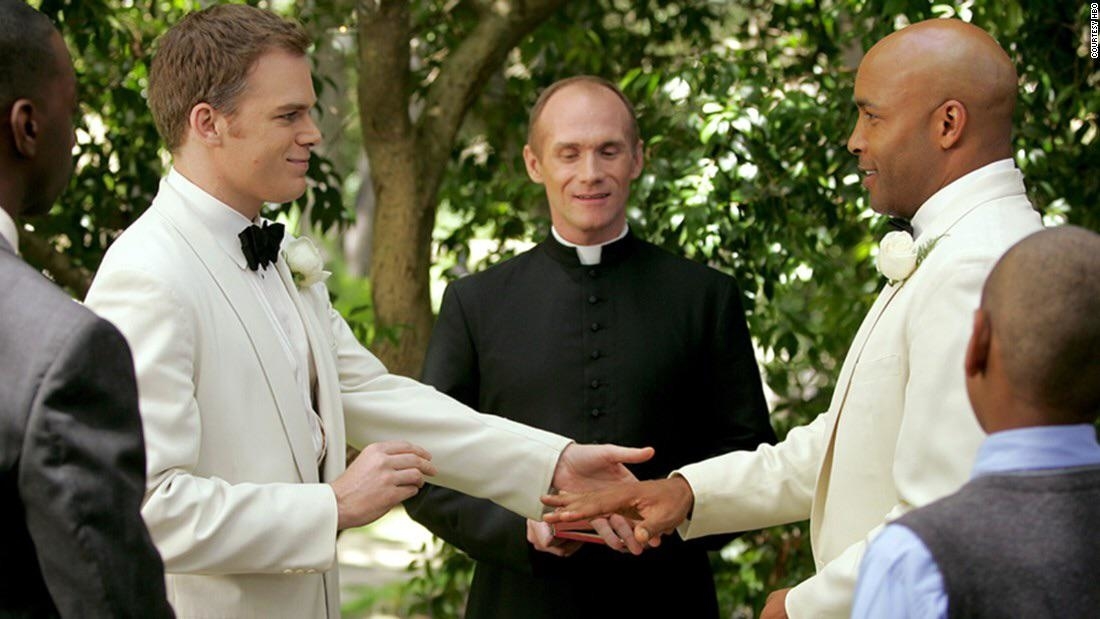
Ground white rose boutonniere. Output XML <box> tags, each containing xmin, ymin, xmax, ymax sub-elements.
<box><xmin>876</xmin><ymin>230</ymin><xmax>945</xmax><ymax>286</ymax></box>
<box><xmin>284</xmin><ymin>236</ymin><xmax>331</xmax><ymax>288</ymax></box>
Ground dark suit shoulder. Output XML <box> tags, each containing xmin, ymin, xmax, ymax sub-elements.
<box><xmin>0</xmin><ymin>252</ymin><xmax>111</xmax><ymax>364</ymax></box>
<box><xmin>1</xmin><ymin>251</ymin><xmax>129</xmax><ymax>490</ymax></box>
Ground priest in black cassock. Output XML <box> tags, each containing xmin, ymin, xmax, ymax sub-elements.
<box><xmin>404</xmin><ymin>76</ymin><xmax>776</xmax><ymax>618</ymax></box>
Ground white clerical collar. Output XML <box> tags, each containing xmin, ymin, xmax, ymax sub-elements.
<box><xmin>551</xmin><ymin>224</ymin><xmax>629</xmax><ymax>266</ymax></box>
<box><xmin>165</xmin><ymin>167</ymin><xmax>260</xmax><ymax>270</ymax></box>
<box><xmin>0</xmin><ymin>205</ymin><xmax>18</xmax><ymax>254</ymax></box>
<box><xmin>910</xmin><ymin>158</ymin><xmax>1015</xmax><ymax>239</ymax></box>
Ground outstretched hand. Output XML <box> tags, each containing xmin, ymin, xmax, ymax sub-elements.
<box><xmin>550</xmin><ymin>443</ymin><xmax>654</xmax><ymax>494</ymax></box>
<box><xmin>541</xmin><ymin>476</ymin><xmax>695</xmax><ymax>545</ymax></box>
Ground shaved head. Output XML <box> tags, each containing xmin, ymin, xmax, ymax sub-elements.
<box><xmin>848</xmin><ymin>19</ymin><xmax>1019</xmax><ymax>218</ymax></box>
<box><xmin>982</xmin><ymin>226</ymin><xmax>1100</xmax><ymax>423</ymax></box>
<box><xmin>867</xmin><ymin>19</ymin><xmax>1017</xmax><ymax>153</ymax></box>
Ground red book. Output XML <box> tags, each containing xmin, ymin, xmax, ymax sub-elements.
<box><xmin>550</xmin><ymin>519</ymin><xmax>605</xmax><ymax>544</ymax></box>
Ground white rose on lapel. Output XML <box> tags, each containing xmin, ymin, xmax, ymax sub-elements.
<box><xmin>284</xmin><ymin>237</ymin><xmax>331</xmax><ymax>288</ymax></box>
<box><xmin>876</xmin><ymin>231</ymin><xmax>918</xmax><ymax>285</ymax></box>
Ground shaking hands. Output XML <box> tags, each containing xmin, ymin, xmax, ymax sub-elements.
<box><xmin>541</xmin><ymin>476</ymin><xmax>696</xmax><ymax>548</ymax></box>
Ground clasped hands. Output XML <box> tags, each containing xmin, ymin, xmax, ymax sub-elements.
<box><xmin>330</xmin><ymin>440</ymin><xmax>664</xmax><ymax>533</ymax></box>
<box><xmin>535</xmin><ymin>475</ymin><xmax>697</xmax><ymax>556</ymax></box>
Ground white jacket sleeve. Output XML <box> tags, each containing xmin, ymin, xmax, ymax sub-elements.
<box><xmin>675</xmin><ymin>412</ymin><xmax>827</xmax><ymax>539</ymax></box>
<box><xmin>323</xmin><ymin>294</ymin><xmax>571</xmax><ymax>521</ymax></box>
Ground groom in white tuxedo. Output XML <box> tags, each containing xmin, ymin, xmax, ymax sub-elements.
<box><xmin>84</xmin><ymin>5</ymin><xmax>650</xmax><ymax>618</ymax></box>
<box><xmin>543</xmin><ymin>19</ymin><xmax>1044</xmax><ymax>619</ymax></box>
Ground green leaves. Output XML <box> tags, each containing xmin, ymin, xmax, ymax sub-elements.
<box><xmin>28</xmin><ymin>0</ymin><xmax>350</xmax><ymax>295</ymax></box>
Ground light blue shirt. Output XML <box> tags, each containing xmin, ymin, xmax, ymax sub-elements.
<box><xmin>851</xmin><ymin>424</ymin><xmax>1100</xmax><ymax>619</ymax></box>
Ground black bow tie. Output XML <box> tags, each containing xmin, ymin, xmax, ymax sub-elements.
<box><xmin>887</xmin><ymin>217</ymin><xmax>914</xmax><ymax>235</ymax></box>
<box><xmin>239</xmin><ymin>221</ymin><xmax>285</xmax><ymax>271</ymax></box>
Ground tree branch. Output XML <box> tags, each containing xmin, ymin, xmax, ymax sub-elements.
<box><xmin>415</xmin><ymin>0</ymin><xmax>567</xmax><ymax>203</ymax></box>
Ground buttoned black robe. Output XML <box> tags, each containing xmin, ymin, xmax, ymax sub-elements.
<box><xmin>405</xmin><ymin>231</ymin><xmax>776</xmax><ymax>618</ymax></box>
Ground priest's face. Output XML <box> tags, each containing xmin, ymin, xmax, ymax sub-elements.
<box><xmin>523</xmin><ymin>83</ymin><xmax>643</xmax><ymax>245</ymax></box>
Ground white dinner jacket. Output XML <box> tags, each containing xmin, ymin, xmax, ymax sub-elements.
<box><xmin>85</xmin><ymin>178</ymin><xmax>570</xmax><ymax>618</ymax></box>
<box><xmin>675</xmin><ymin>162</ymin><xmax>1042</xmax><ymax>618</ymax></box>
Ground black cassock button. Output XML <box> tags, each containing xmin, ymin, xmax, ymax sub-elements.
<box><xmin>590</xmin><ymin>322</ymin><xmax>600</xmax><ymax>332</ymax></box>
<box><xmin>590</xmin><ymin>379</ymin><xmax>600</xmax><ymax>389</ymax></box>
<box><xmin>590</xmin><ymin>408</ymin><xmax>601</xmax><ymax>417</ymax></box>
<box><xmin>590</xmin><ymin>350</ymin><xmax>601</xmax><ymax>360</ymax></box>
<box><xmin>588</xmin><ymin>295</ymin><xmax>598</xmax><ymax>304</ymax></box>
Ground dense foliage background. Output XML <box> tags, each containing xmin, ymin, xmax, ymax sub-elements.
<box><xmin>26</xmin><ymin>0</ymin><xmax>1098</xmax><ymax>616</ymax></box>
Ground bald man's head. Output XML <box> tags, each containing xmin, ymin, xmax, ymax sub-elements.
<box><xmin>873</xmin><ymin>19</ymin><xmax>1016</xmax><ymax>147</ymax></box>
<box><xmin>982</xmin><ymin>226</ymin><xmax>1100</xmax><ymax>424</ymax></box>
<box><xmin>848</xmin><ymin>19</ymin><xmax>1018</xmax><ymax>218</ymax></box>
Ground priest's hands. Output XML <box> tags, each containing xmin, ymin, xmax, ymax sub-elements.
<box><xmin>541</xmin><ymin>476</ymin><xmax>695</xmax><ymax>546</ymax></box>
<box><xmin>526</xmin><ymin>520</ymin><xmax>582</xmax><ymax>557</ymax></box>
<box><xmin>590</xmin><ymin>515</ymin><xmax>647</xmax><ymax>554</ymax></box>
<box><xmin>330</xmin><ymin>441</ymin><xmax>436</xmax><ymax>531</ymax></box>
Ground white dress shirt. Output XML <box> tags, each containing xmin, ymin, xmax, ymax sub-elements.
<box><xmin>165</xmin><ymin>168</ymin><xmax>326</xmax><ymax>463</ymax></box>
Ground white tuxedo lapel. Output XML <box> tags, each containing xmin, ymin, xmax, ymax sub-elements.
<box><xmin>274</xmin><ymin>260</ymin><xmax>347</xmax><ymax>481</ymax></box>
<box><xmin>152</xmin><ymin>187</ymin><xmax>319</xmax><ymax>483</ymax></box>
<box><xmin>810</xmin><ymin>281</ymin><xmax>903</xmax><ymax>538</ymax></box>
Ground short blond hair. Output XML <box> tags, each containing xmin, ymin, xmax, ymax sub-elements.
<box><xmin>148</xmin><ymin>4</ymin><xmax>310</xmax><ymax>151</ymax></box>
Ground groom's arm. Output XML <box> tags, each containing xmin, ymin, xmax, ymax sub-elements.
<box><xmin>403</xmin><ymin>284</ymin><xmax>538</xmax><ymax>571</ymax></box>
<box><xmin>322</xmin><ymin>280</ymin><xmax>570</xmax><ymax>521</ymax></box>
<box><xmin>313</xmin><ymin>277</ymin><xmax>650</xmax><ymax>522</ymax></box>
<box><xmin>676</xmin><ymin>412</ymin><xmax>826</xmax><ymax>539</ymax></box>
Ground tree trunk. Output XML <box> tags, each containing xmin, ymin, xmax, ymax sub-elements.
<box><xmin>357</xmin><ymin>0</ymin><xmax>566</xmax><ymax>376</ymax></box>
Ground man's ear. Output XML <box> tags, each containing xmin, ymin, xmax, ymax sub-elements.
<box><xmin>965</xmin><ymin>308</ymin><xmax>991</xmax><ymax>379</ymax></box>
<box><xmin>522</xmin><ymin>143</ymin><xmax>544</xmax><ymax>184</ymax></box>
<box><xmin>935</xmin><ymin>99</ymin><xmax>967</xmax><ymax>150</ymax></box>
<box><xmin>188</xmin><ymin>102</ymin><xmax>224</xmax><ymax>146</ymax></box>
<box><xmin>9</xmin><ymin>98</ymin><xmax>39</xmax><ymax>158</ymax></box>
<box><xmin>630</xmin><ymin>139</ymin><xmax>644</xmax><ymax>180</ymax></box>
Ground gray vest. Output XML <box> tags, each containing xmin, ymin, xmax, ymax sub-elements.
<box><xmin>897</xmin><ymin>465</ymin><xmax>1100</xmax><ymax>618</ymax></box>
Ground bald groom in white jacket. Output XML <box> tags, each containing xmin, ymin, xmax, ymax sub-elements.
<box><xmin>543</xmin><ymin>19</ymin><xmax>1044</xmax><ymax>619</ymax></box>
